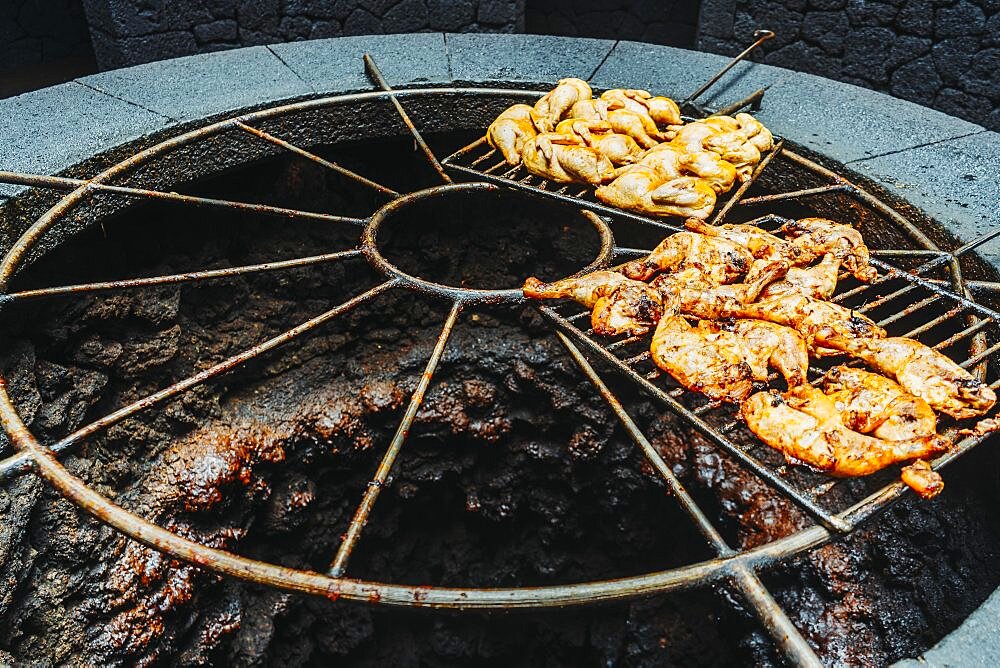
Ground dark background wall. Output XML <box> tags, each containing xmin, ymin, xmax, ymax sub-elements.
<box><xmin>699</xmin><ymin>0</ymin><xmax>1000</xmax><ymax>130</ymax></box>
<box><xmin>0</xmin><ymin>0</ymin><xmax>997</xmax><ymax>130</ymax></box>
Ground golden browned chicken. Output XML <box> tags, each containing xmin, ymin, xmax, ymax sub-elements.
<box><xmin>650</xmin><ymin>314</ymin><xmax>755</xmax><ymax>402</ymax></box>
<box><xmin>817</xmin><ymin>332</ymin><xmax>998</xmax><ymax>419</ymax></box>
<box><xmin>669</xmin><ymin>122</ymin><xmax>722</xmax><ymax>153</ymax></box>
<box><xmin>684</xmin><ymin>218</ymin><xmax>806</xmax><ymax>266</ymax></box>
<box><xmin>703</xmin><ymin>293</ymin><xmax>886</xmax><ymax>350</ymax></box>
<box><xmin>716</xmin><ymin>319</ymin><xmax>810</xmax><ymax>387</ymax></box>
<box><xmin>486</xmin><ymin>104</ymin><xmax>539</xmax><ymax>165</ymax></box>
<box><xmin>596</xmin><ymin>171</ymin><xmax>717</xmax><ymax>219</ymax></box>
<box><xmin>900</xmin><ymin>459</ymin><xmax>944</xmax><ymax>499</ymax></box>
<box><xmin>655</xmin><ymin>260</ymin><xmax>788</xmax><ymax>319</ymax></box>
<box><xmin>554</xmin><ymin>119</ymin><xmax>643</xmax><ymax>165</ymax></box>
<box><xmin>822</xmin><ymin>366</ymin><xmax>937</xmax><ymax>440</ymax></box>
<box><xmin>521</xmin><ymin>271</ymin><xmax>663</xmax><ymax>336</ymax></box>
<box><xmin>619</xmin><ymin>229</ymin><xmax>753</xmax><ymax>282</ymax></box>
<box><xmin>680</xmin><ymin>150</ymin><xmax>737</xmax><ymax>194</ymax></box>
<box><xmin>607</xmin><ymin>108</ymin><xmax>668</xmax><ymax>149</ymax></box>
<box><xmin>782</xmin><ymin>218</ymin><xmax>877</xmax><ymax>283</ymax></box>
<box><xmin>704</xmin><ymin>132</ymin><xmax>761</xmax><ymax>180</ymax></box>
<box><xmin>760</xmin><ymin>252</ymin><xmax>843</xmax><ymax>300</ymax></box>
<box><xmin>636</xmin><ymin>144</ymin><xmax>686</xmax><ymax>180</ymax></box>
<box><xmin>531</xmin><ymin>77</ymin><xmax>592</xmax><ymax>131</ymax></box>
<box><xmin>568</xmin><ymin>97</ymin><xmax>612</xmax><ymax>122</ymax></box>
<box><xmin>735</xmin><ymin>113</ymin><xmax>774</xmax><ymax>152</ymax></box>
<box><xmin>521</xmin><ymin>133</ymin><xmax>616</xmax><ymax>185</ymax></box>
<box><xmin>742</xmin><ymin>385</ymin><xmax>951</xmax><ymax>477</ymax></box>
<box><xmin>599</xmin><ymin>89</ymin><xmax>682</xmax><ymax>127</ymax></box>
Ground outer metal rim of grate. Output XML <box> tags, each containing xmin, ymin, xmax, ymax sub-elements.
<box><xmin>0</xmin><ymin>72</ymin><xmax>996</xmax><ymax>667</ymax></box>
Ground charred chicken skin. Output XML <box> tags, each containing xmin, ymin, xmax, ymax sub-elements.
<box><xmin>742</xmin><ymin>385</ymin><xmax>951</xmax><ymax>477</ymax></box>
<box><xmin>522</xmin><ymin>271</ymin><xmax>663</xmax><ymax>336</ymax></box>
<box><xmin>900</xmin><ymin>459</ymin><xmax>945</xmax><ymax>499</ymax></box>
<box><xmin>783</xmin><ymin>218</ymin><xmax>877</xmax><ymax>283</ymax></box>
<box><xmin>822</xmin><ymin>366</ymin><xmax>938</xmax><ymax>441</ymax></box>
<box><xmin>817</xmin><ymin>332</ymin><xmax>997</xmax><ymax>419</ymax></box>
<box><xmin>619</xmin><ymin>230</ymin><xmax>752</xmax><ymax>282</ymax></box>
<box><xmin>650</xmin><ymin>313</ymin><xmax>755</xmax><ymax>403</ymax></box>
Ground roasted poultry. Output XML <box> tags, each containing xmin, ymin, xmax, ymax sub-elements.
<box><xmin>650</xmin><ymin>313</ymin><xmax>755</xmax><ymax>402</ymax></box>
<box><xmin>742</xmin><ymin>385</ymin><xmax>951</xmax><ymax>479</ymax></box>
<box><xmin>531</xmin><ymin>77</ymin><xmax>592</xmax><ymax>132</ymax></box>
<box><xmin>563</xmin><ymin>98</ymin><xmax>666</xmax><ymax>148</ymax></box>
<box><xmin>486</xmin><ymin>104</ymin><xmax>538</xmax><ymax>165</ymax></box>
<box><xmin>900</xmin><ymin>459</ymin><xmax>944</xmax><ymax>499</ymax></box>
<box><xmin>600</xmin><ymin>89</ymin><xmax>682</xmax><ymax>127</ymax></box>
<box><xmin>619</xmin><ymin>230</ymin><xmax>752</xmax><ymax>282</ymax></box>
<box><xmin>735</xmin><ymin>113</ymin><xmax>775</xmax><ymax>152</ymax></box>
<box><xmin>710</xmin><ymin>319</ymin><xmax>810</xmax><ymax>387</ymax></box>
<box><xmin>783</xmin><ymin>218</ymin><xmax>877</xmax><ymax>283</ymax></box>
<box><xmin>685</xmin><ymin>219</ymin><xmax>806</xmax><ymax>267</ymax></box>
<box><xmin>822</xmin><ymin>366</ymin><xmax>938</xmax><ymax>440</ymax></box>
<box><xmin>760</xmin><ymin>252</ymin><xmax>843</xmax><ymax>300</ymax></box>
<box><xmin>522</xmin><ymin>271</ymin><xmax>663</xmax><ymax>336</ymax></box>
<box><xmin>554</xmin><ymin>119</ymin><xmax>644</xmax><ymax>165</ymax></box>
<box><xmin>521</xmin><ymin>133</ymin><xmax>616</xmax><ymax>185</ymax></box>
<box><xmin>654</xmin><ymin>260</ymin><xmax>789</xmax><ymax>319</ymax></box>
<box><xmin>595</xmin><ymin>170</ymin><xmax>717</xmax><ymax>219</ymax></box>
<box><xmin>818</xmin><ymin>332</ymin><xmax>997</xmax><ymax>419</ymax></box>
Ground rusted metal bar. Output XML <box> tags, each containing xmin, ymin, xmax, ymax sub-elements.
<box><xmin>328</xmin><ymin>301</ymin><xmax>462</xmax><ymax>577</ymax></box>
<box><xmin>363</xmin><ymin>53</ymin><xmax>452</xmax><ymax>184</ymax></box>
<box><xmin>682</xmin><ymin>29</ymin><xmax>776</xmax><ymax>106</ymax></box>
<box><xmin>713</xmin><ymin>87</ymin><xmax>767</xmax><ymax>117</ymax></box>
<box><xmin>0</xmin><ymin>170</ymin><xmax>365</xmax><ymax>226</ymax></box>
<box><xmin>739</xmin><ymin>183</ymin><xmax>850</xmax><ymax>206</ymax></box>
<box><xmin>874</xmin><ymin>295</ymin><xmax>939</xmax><ymax>327</ymax></box>
<box><xmin>904</xmin><ymin>306</ymin><xmax>963</xmax><ymax>340</ymax></box>
<box><xmin>0</xmin><ymin>249</ymin><xmax>362</xmax><ymax>304</ymax></box>
<box><xmin>234</xmin><ymin>121</ymin><xmax>400</xmax><ymax>198</ymax></box>
<box><xmin>556</xmin><ymin>332</ymin><xmax>823</xmax><ymax>668</ymax></box>
<box><xmin>0</xmin><ymin>280</ymin><xmax>398</xmax><ymax>482</ymax></box>
<box><xmin>960</xmin><ymin>340</ymin><xmax>1000</xmax><ymax>369</ymax></box>
<box><xmin>934</xmin><ymin>318</ymin><xmax>993</xmax><ymax>350</ymax></box>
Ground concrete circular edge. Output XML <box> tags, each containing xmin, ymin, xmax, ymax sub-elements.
<box><xmin>0</xmin><ymin>33</ymin><xmax>997</xmax><ymax>664</ymax></box>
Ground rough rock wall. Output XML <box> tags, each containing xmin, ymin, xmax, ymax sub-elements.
<box><xmin>525</xmin><ymin>0</ymin><xmax>699</xmax><ymax>48</ymax></box>
<box><xmin>80</xmin><ymin>0</ymin><xmax>526</xmax><ymax>69</ymax></box>
<box><xmin>698</xmin><ymin>0</ymin><xmax>1000</xmax><ymax>130</ymax></box>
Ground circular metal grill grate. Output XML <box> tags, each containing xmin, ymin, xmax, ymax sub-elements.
<box><xmin>0</xmin><ymin>52</ymin><xmax>998</xmax><ymax>666</ymax></box>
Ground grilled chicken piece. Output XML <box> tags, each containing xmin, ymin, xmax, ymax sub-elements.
<box><xmin>817</xmin><ymin>333</ymin><xmax>998</xmax><ymax>419</ymax></box>
<box><xmin>760</xmin><ymin>253</ymin><xmax>843</xmax><ymax>300</ymax></box>
<box><xmin>900</xmin><ymin>459</ymin><xmax>945</xmax><ymax>499</ymax></box>
<box><xmin>744</xmin><ymin>386</ymin><xmax>951</xmax><ymax>476</ymax></box>
<box><xmin>607</xmin><ymin>108</ymin><xmax>668</xmax><ymax>149</ymax></box>
<box><xmin>782</xmin><ymin>218</ymin><xmax>877</xmax><ymax>283</ymax></box>
<box><xmin>555</xmin><ymin>119</ymin><xmax>643</xmax><ymax>165</ymax></box>
<box><xmin>657</xmin><ymin>260</ymin><xmax>789</xmax><ymax>319</ymax></box>
<box><xmin>531</xmin><ymin>77</ymin><xmax>592</xmax><ymax>132</ymax></box>
<box><xmin>486</xmin><ymin>104</ymin><xmax>538</xmax><ymax>165</ymax></box>
<box><xmin>822</xmin><ymin>366</ymin><xmax>937</xmax><ymax>441</ymax></box>
<box><xmin>600</xmin><ymin>89</ymin><xmax>682</xmax><ymax>127</ymax></box>
<box><xmin>521</xmin><ymin>271</ymin><xmax>663</xmax><ymax>336</ymax></box>
<box><xmin>596</xmin><ymin>170</ymin><xmax>717</xmax><ymax>219</ymax></box>
<box><xmin>568</xmin><ymin>98</ymin><xmax>612</xmax><ymax>122</ymax></box>
<box><xmin>735</xmin><ymin>113</ymin><xmax>774</xmax><ymax>152</ymax></box>
<box><xmin>707</xmin><ymin>293</ymin><xmax>886</xmax><ymax>352</ymax></box>
<box><xmin>619</xmin><ymin>229</ymin><xmax>752</xmax><ymax>282</ymax></box>
<box><xmin>701</xmin><ymin>319</ymin><xmax>809</xmax><ymax>387</ymax></box>
<box><xmin>650</xmin><ymin>314</ymin><xmax>755</xmax><ymax>402</ymax></box>
<box><xmin>670</xmin><ymin>123</ymin><xmax>721</xmax><ymax>153</ymax></box>
<box><xmin>705</xmin><ymin>133</ymin><xmax>761</xmax><ymax>180</ymax></box>
<box><xmin>636</xmin><ymin>144</ymin><xmax>686</xmax><ymax>181</ymax></box>
<box><xmin>521</xmin><ymin>133</ymin><xmax>616</xmax><ymax>185</ymax></box>
<box><xmin>684</xmin><ymin>218</ymin><xmax>806</xmax><ymax>266</ymax></box>
<box><xmin>680</xmin><ymin>150</ymin><xmax>737</xmax><ymax>194</ymax></box>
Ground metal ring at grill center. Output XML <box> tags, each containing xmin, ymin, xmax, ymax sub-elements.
<box><xmin>360</xmin><ymin>181</ymin><xmax>615</xmax><ymax>305</ymax></box>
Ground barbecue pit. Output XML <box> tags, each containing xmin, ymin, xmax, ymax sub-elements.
<box><xmin>1</xmin><ymin>35</ymin><xmax>999</xmax><ymax>666</ymax></box>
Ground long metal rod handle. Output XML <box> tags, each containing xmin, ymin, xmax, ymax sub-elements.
<box><xmin>328</xmin><ymin>301</ymin><xmax>463</xmax><ymax>576</ymax></box>
<box><xmin>363</xmin><ymin>54</ymin><xmax>453</xmax><ymax>184</ymax></box>
<box><xmin>0</xmin><ymin>170</ymin><xmax>364</xmax><ymax>225</ymax></box>
<box><xmin>233</xmin><ymin>121</ymin><xmax>401</xmax><ymax>199</ymax></box>
<box><xmin>555</xmin><ymin>332</ymin><xmax>822</xmax><ymax>668</ymax></box>
<box><xmin>683</xmin><ymin>29</ymin><xmax>775</xmax><ymax>105</ymax></box>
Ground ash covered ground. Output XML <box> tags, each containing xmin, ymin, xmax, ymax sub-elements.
<box><xmin>0</xmin><ymin>137</ymin><xmax>998</xmax><ymax>666</ymax></box>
